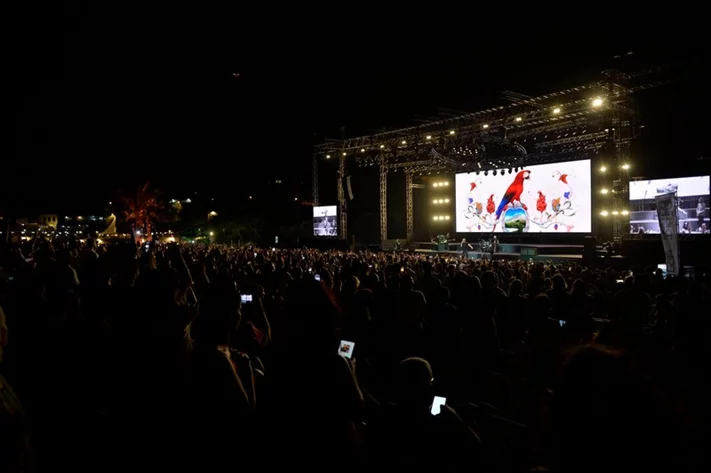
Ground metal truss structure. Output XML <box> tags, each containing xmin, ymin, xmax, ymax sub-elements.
<box><xmin>313</xmin><ymin>65</ymin><xmax>673</xmax><ymax>243</ymax></box>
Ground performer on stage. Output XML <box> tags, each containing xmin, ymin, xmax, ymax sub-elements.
<box><xmin>395</xmin><ymin>239</ymin><xmax>401</xmax><ymax>251</ymax></box>
<box><xmin>698</xmin><ymin>197</ymin><xmax>707</xmax><ymax>231</ymax></box>
<box><xmin>490</xmin><ymin>235</ymin><xmax>498</xmax><ymax>260</ymax></box>
<box><xmin>461</xmin><ymin>238</ymin><xmax>472</xmax><ymax>259</ymax></box>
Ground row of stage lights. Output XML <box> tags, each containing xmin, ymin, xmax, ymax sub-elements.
<box><xmin>324</xmin><ymin>98</ymin><xmax>606</xmax><ymax>159</ymax></box>
<box><xmin>600</xmin><ymin>210</ymin><xmax>629</xmax><ymax>217</ymax></box>
<box><xmin>431</xmin><ymin>181</ymin><xmax>451</xmax><ymax>222</ymax></box>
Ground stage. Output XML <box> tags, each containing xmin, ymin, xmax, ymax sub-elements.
<box><xmin>409</xmin><ymin>241</ymin><xmax>585</xmax><ymax>263</ymax></box>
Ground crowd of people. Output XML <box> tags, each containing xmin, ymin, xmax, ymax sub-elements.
<box><xmin>0</xmin><ymin>238</ymin><xmax>709</xmax><ymax>472</ymax></box>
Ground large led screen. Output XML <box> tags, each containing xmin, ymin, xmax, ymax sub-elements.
<box><xmin>455</xmin><ymin>159</ymin><xmax>592</xmax><ymax>233</ymax></box>
<box><xmin>313</xmin><ymin>205</ymin><xmax>338</xmax><ymax>236</ymax></box>
<box><xmin>628</xmin><ymin>175</ymin><xmax>710</xmax><ymax>234</ymax></box>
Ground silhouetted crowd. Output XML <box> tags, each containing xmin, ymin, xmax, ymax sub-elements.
<box><xmin>0</xmin><ymin>239</ymin><xmax>709</xmax><ymax>472</ymax></box>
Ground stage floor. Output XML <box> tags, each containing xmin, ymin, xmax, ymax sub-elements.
<box><xmin>413</xmin><ymin>248</ymin><xmax>582</xmax><ymax>260</ymax></box>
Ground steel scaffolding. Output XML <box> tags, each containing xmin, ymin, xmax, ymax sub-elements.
<box><xmin>312</xmin><ymin>64</ymin><xmax>672</xmax><ymax>243</ymax></box>
<box><xmin>338</xmin><ymin>151</ymin><xmax>347</xmax><ymax>240</ymax></box>
<box><xmin>379</xmin><ymin>156</ymin><xmax>388</xmax><ymax>242</ymax></box>
<box><xmin>405</xmin><ymin>171</ymin><xmax>413</xmax><ymax>241</ymax></box>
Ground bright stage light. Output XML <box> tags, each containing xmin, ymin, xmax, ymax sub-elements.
<box><xmin>401</xmin><ymin>140</ymin><xmax>407</xmax><ymax>145</ymax></box>
<box><xmin>592</xmin><ymin>97</ymin><xmax>603</xmax><ymax>107</ymax></box>
<box><xmin>612</xmin><ymin>210</ymin><xmax>619</xmax><ymax>216</ymax></box>
<box><xmin>622</xmin><ymin>163</ymin><xmax>630</xmax><ymax>170</ymax></box>
<box><xmin>342</xmin><ymin>152</ymin><xmax>347</xmax><ymax>156</ymax></box>
<box><xmin>449</xmin><ymin>130</ymin><xmax>455</xmax><ymax>135</ymax></box>
<box><xmin>360</xmin><ymin>148</ymin><xmax>365</xmax><ymax>152</ymax></box>
<box><xmin>380</xmin><ymin>144</ymin><xmax>385</xmax><ymax>148</ymax></box>
<box><xmin>482</xmin><ymin>124</ymin><xmax>489</xmax><ymax>129</ymax></box>
<box><xmin>553</xmin><ymin>107</ymin><xmax>561</xmax><ymax>114</ymax></box>
<box><xmin>600</xmin><ymin>165</ymin><xmax>607</xmax><ymax>172</ymax></box>
<box><xmin>326</xmin><ymin>155</ymin><xmax>331</xmax><ymax>159</ymax></box>
<box><xmin>515</xmin><ymin>117</ymin><xmax>522</xmax><ymax>122</ymax></box>
<box><xmin>454</xmin><ymin>159</ymin><xmax>592</xmax><ymax>233</ymax></box>
<box><xmin>600</xmin><ymin>210</ymin><xmax>609</xmax><ymax>216</ymax></box>
<box><xmin>621</xmin><ymin>210</ymin><xmax>629</xmax><ymax>216</ymax></box>
<box><xmin>600</xmin><ymin>188</ymin><xmax>609</xmax><ymax>194</ymax></box>
<box><xmin>426</xmin><ymin>135</ymin><xmax>432</xmax><ymax>140</ymax></box>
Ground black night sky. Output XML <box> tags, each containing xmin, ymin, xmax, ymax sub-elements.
<box><xmin>8</xmin><ymin>5</ymin><xmax>710</xmax><ymax>217</ymax></box>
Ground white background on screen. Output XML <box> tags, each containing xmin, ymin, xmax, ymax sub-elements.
<box><xmin>454</xmin><ymin>159</ymin><xmax>592</xmax><ymax>233</ymax></box>
<box><xmin>313</xmin><ymin>205</ymin><xmax>337</xmax><ymax>217</ymax></box>
<box><xmin>629</xmin><ymin>176</ymin><xmax>710</xmax><ymax>200</ymax></box>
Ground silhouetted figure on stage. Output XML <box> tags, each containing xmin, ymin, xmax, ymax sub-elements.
<box><xmin>461</xmin><ymin>238</ymin><xmax>472</xmax><ymax>259</ymax></box>
<box><xmin>698</xmin><ymin>197</ymin><xmax>707</xmax><ymax>231</ymax></box>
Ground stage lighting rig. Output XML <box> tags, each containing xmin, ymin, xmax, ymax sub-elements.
<box><xmin>313</xmin><ymin>63</ymin><xmax>675</xmax><ymax>242</ymax></box>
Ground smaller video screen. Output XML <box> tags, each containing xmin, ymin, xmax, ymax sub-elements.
<box><xmin>628</xmin><ymin>175</ymin><xmax>710</xmax><ymax>234</ymax></box>
<box><xmin>313</xmin><ymin>205</ymin><xmax>337</xmax><ymax>236</ymax></box>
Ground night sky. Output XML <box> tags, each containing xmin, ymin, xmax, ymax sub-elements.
<box><xmin>8</xmin><ymin>5</ymin><xmax>710</xmax><ymax>216</ymax></box>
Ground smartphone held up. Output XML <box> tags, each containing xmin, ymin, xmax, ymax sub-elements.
<box><xmin>338</xmin><ymin>340</ymin><xmax>355</xmax><ymax>359</ymax></box>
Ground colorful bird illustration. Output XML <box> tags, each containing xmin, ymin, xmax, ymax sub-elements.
<box><xmin>468</xmin><ymin>179</ymin><xmax>482</xmax><ymax>204</ymax></box>
<box><xmin>551</xmin><ymin>197</ymin><xmax>561</xmax><ymax>212</ymax></box>
<box><xmin>553</xmin><ymin>171</ymin><xmax>573</xmax><ymax>199</ymax></box>
<box><xmin>486</xmin><ymin>194</ymin><xmax>496</xmax><ymax>215</ymax></box>
<box><xmin>536</xmin><ymin>191</ymin><xmax>547</xmax><ymax>215</ymax></box>
<box><xmin>495</xmin><ymin>170</ymin><xmax>531</xmax><ymax>219</ymax></box>
<box><xmin>475</xmin><ymin>202</ymin><xmax>483</xmax><ymax>215</ymax></box>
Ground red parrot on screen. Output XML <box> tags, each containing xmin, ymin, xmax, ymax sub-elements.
<box><xmin>495</xmin><ymin>170</ymin><xmax>531</xmax><ymax>219</ymax></box>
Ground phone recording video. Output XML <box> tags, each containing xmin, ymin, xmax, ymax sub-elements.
<box><xmin>338</xmin><ymin>340</ymin><xmax>355</xmax><ymax>359</ymax></box>
<box><xmin>240</xmin><ymin>294</ymin><xmax>253</xmax><ymax>303</ymax></box>
<box><xmin>431</xmin><ymin>396</ymin><xmax>446</xmax><ymax>416</ymax></box>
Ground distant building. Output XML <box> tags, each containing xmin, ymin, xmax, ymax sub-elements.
<box><xmin>38</xmin><ymin>214</ymin><xmax>59</xmax><ymax>229</ymax></box>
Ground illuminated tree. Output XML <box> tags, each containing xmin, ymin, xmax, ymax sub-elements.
<box><xmin>118</xmin><ymin>181</ymin><xmax>162</xmax><ymax>242</ymax></box>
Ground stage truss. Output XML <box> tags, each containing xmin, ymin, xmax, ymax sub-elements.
<box><xmin>313</xmin><ymin>65</ymin><xmax>672</xmax><ymax>243</ymax></box>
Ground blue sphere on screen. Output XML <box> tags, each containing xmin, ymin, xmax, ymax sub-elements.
<box><xmin>502</xmin><ymin>207</ymin><xmax>529</xmax><ymax>232</ymax></box>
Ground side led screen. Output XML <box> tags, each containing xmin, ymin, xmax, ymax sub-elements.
<box><xmin>628</xmin><ymin>175</ymin><xmax>710</xmax><ymax>234</ymax></box>
<box><xmin>313</xmin><ymin>205</ymin><xmax>337</xmax><ymax>236</ymax></box>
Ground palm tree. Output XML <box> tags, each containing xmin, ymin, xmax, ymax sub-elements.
<box><xmin>118</xmin><ymin>181</ymin><xmax>162</xmax><ymax>242</ymax></box>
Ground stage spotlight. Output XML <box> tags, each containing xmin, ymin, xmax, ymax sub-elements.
<box><xmin>426</xmin><ymin>135</ymin><xmax>432</xmax><ymax>140</ymax></box>
<box><xmin>592</xmin><ymin>97</ymin><xmax>603</xmax><ymax>107</ymax></box>
<box><xmin>482</xmin><ymin>124</ymin><xmax>489</xmax><ymax>129</ymax></box>
<box><xmin>380</xmin><ymin>144</ymin><xmax>385</xmax><ymax>148</ymax></box>
<box><xmin>360</xmin><ymin>148</ymin><xmax>365</xmax><ymax>153</ymax></box>
<box><xmin>553</xmin><ymin>107</ymin><xmax>561</xmax><ymax>114</ymax></box>
<box><xmin>401</xmin><ymin>140</ymin><xmax>407</xmax><ymax>145</ymax></box>
<box><xmin>342</xmin><ymin>152</ymin><xmax>347</xmax><ymax>156</ymax></box>
<box><xmin>622</xmin><ymin>163</ymin><xmax>630</xmax><ymax>170</ymax></box>
<box><xmin>600</xmin><ymin>210</ymin><xmax>609</xmax><ymax>216</ymax></box>
<box><xmin>515</xmin><ymin>117</ymin><xmax>522</xmax><ymax>122</ymax></box>
<box><xmin>612</xmin><ymin>210</ymin><xmax>619</xmax><ymax>216</ymax></box>
<box><xmin>449</xmin><ymin>130</ymin><xmax>455</xmax><ymax>135</ymax></box>
<box><xmin>621</xmin><ymin>210</ymin><xmax>629</xmax><ymax>216</ymax></box>
<box><xmin>326</xmin><ymin>155</ymin><xmax>331</xmax><ymax>159</ymax></box>
<box><xmin>600</xmin><ymin>165</ymin><xmax>607</xmax><ymax>172</ymax></box>
<box><xmin>600</xmin><ymin>188</ymin><xmax>609</xmax><ymax>194</ymax></box>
